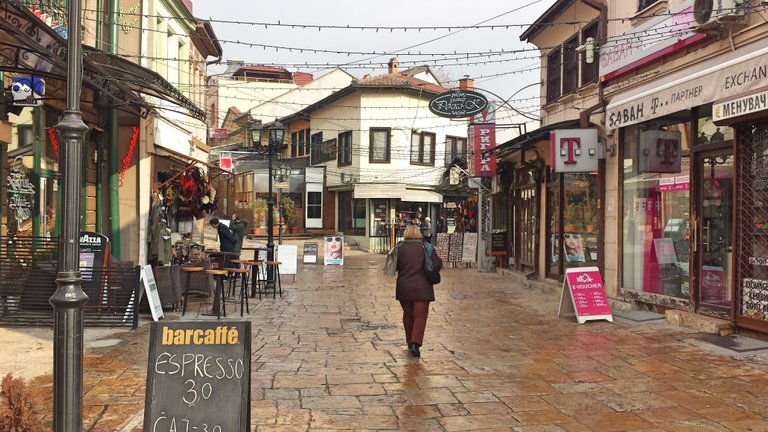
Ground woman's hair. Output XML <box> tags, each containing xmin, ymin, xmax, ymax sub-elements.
<box><xmin>403</xmin><ymin>224</ymin><xmax>422</xmax><ymax>240</ymax></box>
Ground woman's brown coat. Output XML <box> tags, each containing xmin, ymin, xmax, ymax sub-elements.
<box><xmin>396</xmin><ymin>240</ymin><xmax>443</xmax><ymax>301</ymax></box>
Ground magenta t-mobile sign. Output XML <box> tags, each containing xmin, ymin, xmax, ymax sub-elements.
<box><xmin>550</xmin><ymin>129</ymin><xmax>600</xmax><ymax>173</ymax></box>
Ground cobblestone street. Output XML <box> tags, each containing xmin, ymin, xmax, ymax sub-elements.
<box><xmin>4</xmin><ymin>245</ymin><xmax>768</xmax><ymax>431</ymax></box>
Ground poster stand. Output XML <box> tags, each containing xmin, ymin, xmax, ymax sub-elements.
<box><xmin>558</xmin><ymin>266</ymin><xmax>613</xmax><ymax>324</ymax></box>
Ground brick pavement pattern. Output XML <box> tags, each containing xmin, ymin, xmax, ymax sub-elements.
<box><xmin>18</xmin><ymin>248</ymin><xmax>768</xmax><ymax>431</ymax></box>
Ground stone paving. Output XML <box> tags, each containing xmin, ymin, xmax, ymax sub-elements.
<box><xmin>7</xmin><ymin>243</ymin><xmax>768</xmax><ymax>431</ymax></box>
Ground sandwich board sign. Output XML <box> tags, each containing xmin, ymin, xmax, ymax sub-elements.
<box><xmin>303</xmin><ymin>242</ymin><xmax>318</xmax><ymax>264</ymax></box>
<box><xmin>558</xmin><ymin>267</ymin><xmax>613</xmax><ymax>324</ymax></box>
<box><xmin>139</xmin><ymin>265</ymin><xmax>164</xmax><ymax>321</ymax></box>
<box><xmin>144</xmin><ymin>321</ymin><xmax>251</xmax><ymax>432</ymax></box>
<box><xmin>277</xmin><ymin>244</ymin><xmax>298</xmax><ymax>280</ymax></box>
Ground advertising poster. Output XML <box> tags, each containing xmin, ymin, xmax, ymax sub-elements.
<box><xmin>324</xmin><ymin>235</ymin><xmax>344</xmax><ymax>265</ymax></box>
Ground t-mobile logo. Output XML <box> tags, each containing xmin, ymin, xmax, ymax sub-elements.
<box><xmin>560</xmin><ymin>137</ymin><xmax>581</xmax><ymax>165</ymax></box>
<box><xmin>656</xmin><ymin>139</ymin><xmax>678</xmax><ymax>165</ymax></box>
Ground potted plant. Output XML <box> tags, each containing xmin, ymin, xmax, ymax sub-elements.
<box><xmin>252</xmin><ymin>198</ymin><xmax>267</xmax><ymax>234</ymax></box>
<box><xmin>281</xmin><ymin>196</ymin><xmax>300</xmax><ymax>234</ymax></box>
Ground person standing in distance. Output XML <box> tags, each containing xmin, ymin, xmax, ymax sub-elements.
<box><xmin>395</xmin><ymin>224</ymin><xmax>442</xmax><ymax>357</ymax></box>
<box><xmin>230</xmin><ymin>213</ymin><xmax>248</xmax><ymax>256</ymax></box>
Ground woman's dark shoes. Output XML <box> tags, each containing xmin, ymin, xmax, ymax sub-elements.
<box><xmin>408</xmin><ymin>343</ymin><xmax>421</xmax><ymax>357</ymax></box>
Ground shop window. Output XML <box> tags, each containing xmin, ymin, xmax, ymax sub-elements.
<box><xmin>371</xmin><ymin>200</ymin><xmax>389</xmax><ymax>236</ymax></box>
<box><xmin>546</xmin><ymin>48</ymin><xmax>561</xmax><ymax>103</ymax></box>
<box><xmin>338</xmin><ymin>191</ymin><xmax>364</xmax><ymax>235</ymax></box>
<box><xmin>411</xmin><ymin>131</ymin><xmax>435</xmax><ymax>165</ymax></box>
<box><xmin>562</xmin><ymin>36</ymin><xmax>578</xmax><ymax>95</ymax></box>
<box><xmin>445</xmin><ymin>135</ymin><xmax>467</xmax><ymax>164</ymax></box>
<box><xmin>307</xmin><ymin>191</ymin><xmax>322</xmax><ymax>218</ymax></box>
<box><xmin>622</xmin><ymin>123</ymin><xmax>691</xmax><ymax>299</ymax></box>
<box><xmin>563</xmin><ymin>173</ymin><xmax>599</xmax><ymax>267</ymax></box>
<box><xmin>581</xmin><ymin>21</ymin><xmax>599</xmax><ymax>86</ymax></box>
<box><xmin>338</xmin><ymin>131</ymin><xmax>352</xmax><ymax>166</ymax></box>
<box><xmin>369</xmin><ymin>127</ymin><xmax>391</xmax><ymax>163</ymax></box>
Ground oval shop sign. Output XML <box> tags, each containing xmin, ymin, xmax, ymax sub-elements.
<box><xmin>429</xmin><ymin>90</ymin><xmax>488</xmax><ymax>119</ymax></box>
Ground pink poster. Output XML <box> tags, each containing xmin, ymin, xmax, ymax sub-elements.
<box><xmin>565</xmin><ymin>268</ymin><xmax>612</xmax><ymax>319</ymax></box>
<box><xmin>701</xmin><ymin>266</ymin><xmax>726</xmax><ymax>302</ymax></box>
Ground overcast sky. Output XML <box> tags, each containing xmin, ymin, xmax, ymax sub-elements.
<box><xmin>193</xmin><ymin>0</ymin><xmax>554</xmax><ymax>114</ymax></box>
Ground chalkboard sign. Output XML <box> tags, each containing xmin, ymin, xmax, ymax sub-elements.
<box><xmin>144</xmin><ymin>321</ymin><xmax>251</xmax><ymax>432</ymax></box>
<box><xmin>557</xmin><ymin>267</ymin><xmax>613</xmax><ymax>324</ymax></box>
<box><xmin>491</xmin><ymin>231</ymin><xmax>507</xmax><ymax>255</ymax></box>
<box><xmin>79</xmin><ymin>231</ymin><xmax>109</xmax><ymax>304</ymax></box>
<box><xmin>303</xmin><ymin>242</ymin><xmax>318</xmax><ymax>264</ymax></box>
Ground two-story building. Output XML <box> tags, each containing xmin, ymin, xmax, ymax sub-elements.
<box><xmin>276</xmin><ymin>59</ymin><xmax>469</xmax><ymax>251</ymax></box>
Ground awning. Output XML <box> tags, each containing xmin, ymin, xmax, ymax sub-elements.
<box><xmin>401</xmin><ymin>189</ymin><xmax>442</xmax><ymax>203</ymax></box>
<box><xmin>606</xmin><ymin>38</ymin><xmax>768</xmax><ymax>130</ymax></box>
<box><xmin>0</xmin><ymin>2</ymin><xmax>204</xmax><ymax>121</ymax></box>
<box><xmin>354</xmin><ymin>183</ymin><xmax>405</xmax><ymax>199</ymax></box>
<box><xmin>153</xmin><ymin>143</ymin><xmax>224</xmax><ymax>175</ymax></box>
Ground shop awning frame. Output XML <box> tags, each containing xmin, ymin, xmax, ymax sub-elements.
<box><xmin>0</xmin><ymin>1</ymin><xmax>205</xmax><ymax>121</ymax></box>
<box><xmin>152</xmin><ymin>143</ymin><xmax>226</xmax><ymax>181</ymax></box>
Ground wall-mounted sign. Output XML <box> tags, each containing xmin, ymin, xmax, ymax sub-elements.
<box><xmin>742</xmin><ymin>278</ymin><xmax>768</xmax><ymax>320</ymax></box>
<box><xmin>638</xmin><ymin>130</ymin><xmax>682</xmax><ymax>174</ymax></box>
<box><xmin>471</xmin><ymin>103</ymin><xmax>496</xmax><ymax>124</ymax></box>
<box><xmin>749</xmin><ymin>257</ymin><xmax>768</xmax><ymax>266</ymax></box>
<box><xmin>7</xmin><ymin>156</ymin><xmax>34</xmax><ymax>225</ymax></box>
<box><xmin>429</xmin><ymin>90</ymin><xmax>488</xmax><ymax>118</ymax></box>
<box><xmin>713</xmin><ymin>90</ymin><xmax>768</xmax><ymax>123</ymax></box>
<box><xmin>210</xmin><ymin>128</ymin><xmax>228</xmax><ymax>138</ymax></box>
<box><xmin>11</xmin><ymin>76</ymin><xmax>45</xmax><ymax>107</ymax></box>
<box><xmin>600</xmin><ymin>1</ymin><xmax>700</xmax><ymax>80</ymax></box>
<box><xmin>467</xmin><ymin>124</ymin><xmax>496</xmax><ymax>177</ymax></box>
<box><xmin>550</xmin><ymin>129</ymin><xmax>599</xmax><ymax>173</ymax></box>
<box><xmin>219</xmin><ymin>152</ymin><xmax>233</xmax><ymax>172</ymax></box>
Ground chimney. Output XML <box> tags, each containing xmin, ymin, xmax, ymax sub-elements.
<box><xmin>225</xmin><ymin>58</ymin><xmax>245</xmax><ymax>74</ymax></box>
<box><xmin>388</xmin><ymin>57</ymin><xmax>399</xmax><ymax>74</ymax></box>
<box><xmin>459</xmin><ymin>75</ymin><xmax>474</xmax><ymax>90</ymax></box>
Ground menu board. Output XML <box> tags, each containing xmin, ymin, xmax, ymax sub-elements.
<box><xmin>558</xmin><ymin>267</ymin><xmax>613</xmax><ymax>324</ymax></box>
<box><xmin>303</xmin><ymin>242</ymin><xmax>318</xmax><ymax>264</ymax></box>
<box><xmin>491</xmin><ymin>231</ymin><xmax>507</xmax><ymax>255</ymax></box>
<box><xmin>144</xmin><ymin>321</ymin><xmax>251</xmax><ymax>432</ymax></box>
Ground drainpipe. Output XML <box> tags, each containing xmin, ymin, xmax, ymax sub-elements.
<box><xmin>108</xmin><ymin>0</ymin><xmax>121</xmax><ymax>256</ymax></box>
<box><xmin>579</xmin><ymin>0</ymin><xmax>608</xmax><ymax>129</ymax></box>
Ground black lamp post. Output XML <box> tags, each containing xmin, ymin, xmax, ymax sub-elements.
<box><xmin>250</xmin><ymin>120</ymin><xmax>262</xmax><ymax>147</ymax></box>
<box><xmin>267</xmin><ymin>120</ymin><xmax>285</xmax><ymax>286</ymax></box>
<box><xmin>50</xmin><ymin>0</ymin><xmax>88</xmax><ymax>429</ymax></box>
<box><xmin>275</xmin><ymin>161</ymin><xmax>290</xmax><ymax>246</ymax></box>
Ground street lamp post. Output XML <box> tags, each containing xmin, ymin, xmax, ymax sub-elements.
<box><xmin>50</xmin><ymin>0</ymin><xmax>89</xmax><ymax>429</ymax></box>
<box><xmin>275</xmin><ymin>161</ymin><xmax>290</xmax><ymax>246</ymax></box>
<box><xmin>267</xmin><ymin>120</ymin><xmax>285</xmax><ymax>287</ymax></box>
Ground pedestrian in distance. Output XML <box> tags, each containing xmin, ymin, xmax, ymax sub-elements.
<box><xmin>421</xmin><ymin>216</ymin><xmax>432</xmax><ymax>244</ymax></box>
<box><xmin>384</xmin><ymin>224</ymin><xmax>443</xmax><ymax>357</ymax></box>
<box><xmin>209</xmin><ymin>217</ymin><xmax>237</xmax><ymax>271</ymax></box>
<box><xmin>230</xmin><ymin>213</ymin><xmax>248</xmax><ymax>255</ymax></box>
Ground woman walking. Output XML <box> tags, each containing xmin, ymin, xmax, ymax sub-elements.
<box><xmin>387</xmin><ymin>224</ymin><xmax>442</xmax><ymax>357</ymax></box>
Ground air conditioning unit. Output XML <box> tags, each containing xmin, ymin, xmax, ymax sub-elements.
<box><xmin>693</xmin><ymin>0</ymin><xmax>747</xmax><ymax>32</ymax></box>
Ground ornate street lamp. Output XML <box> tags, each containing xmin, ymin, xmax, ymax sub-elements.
<box><xmin>274</xmin><ymin>161</ymin><xmax>290</xmax><ymax>246</ymax></box>
<box><xmin>267</xmin><ymin>119</ymin><xmax>285</xmax><ymax>286</ymax></box>
<box><xmin>250</xmin><ymin>120</ymin><xmax>262</xmax><ymax>147</ymax></box>
<box><xmin>50</xmin><ymin>0</ymin><xmax>88</xmax><ymax>429</ymax></box>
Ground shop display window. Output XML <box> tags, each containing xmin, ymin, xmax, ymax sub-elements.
<box><xmin>371</xmin><ymin>200</ymin><xmax>389</xmax><ymax>237</ymax></box>
<box><xmin>622</xmin><ymin>123</ymin><xmax>691</xmax><ymax>298</ymax></box>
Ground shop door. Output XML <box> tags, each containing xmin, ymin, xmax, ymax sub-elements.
<box><xmin>694</xmin><ymin>149</ymin><xmax>734</xmax><ymax>318</ymax></box>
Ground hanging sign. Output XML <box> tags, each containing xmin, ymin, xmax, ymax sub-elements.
<box><xmin>429</xmin><ymin>90</ymin><xmax>488</xmax><ymax>118</ymax></box>
<box><xmin>143</xmin><ymin>321</ymin><xmax>252</xmax><ymax>432</ymax></box>
<box><xmin>219</xmin><ymin>152</ymin><xmax>233</xmax><ymax>172</ymax></box>
<box><xmin>11</xmin><ymin>76</ymin><xmax>45</xmax><ymax>107</ymax></box>
<box><xmin>468</xmin><ymin>124</ymin><xmax>496</xmax><ymax>177</ymax></box>
<box><xmin>558</xmin><ymin>267</ymin><xmax>613</xmax><ymax>324</ymax></box>
<box><xmin>7</xmin><ymin>156</ymin><xmax>34</xmax><ymax>225</ymax></box>
<box><xmin>638</xmin><ymin>130</ymin><xmax>682</xmax><ymax>173</ymax></box>
<box><xmin>550</xmin><ymin>129</ymin><xmax>600</xmax><ymax>173</ymax></box>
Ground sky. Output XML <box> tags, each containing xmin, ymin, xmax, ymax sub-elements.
<box><xmin>192</xmin><ymin>0</ymin><xmax>555</xmax><ymax>115</ymax></box>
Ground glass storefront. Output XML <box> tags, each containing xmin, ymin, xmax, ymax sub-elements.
<box><xmin>622</xmin><ymin>122</ymin><xmax>692</xmax><ymax>298</ymax></box>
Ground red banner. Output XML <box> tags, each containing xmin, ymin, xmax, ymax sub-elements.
<box><xmin>468</xmin><ymin>124</ymin><xmax>496</xmax><ymax>177</ymax></box>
